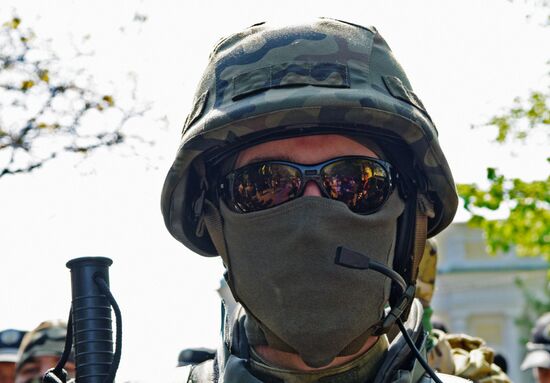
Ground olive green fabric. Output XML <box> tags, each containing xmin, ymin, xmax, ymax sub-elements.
<box><xmin>218</xmin><ymin>191</ymin><xmax>404</xmax><ymax>367</ymax></box>
<box><xmin>180</xmin><ymin>300</ymin><xmax>471</xmax><ymax>383</ymax></box>
<box><xmin>161</xmin><ymin>18</ymin><xmax>458</xmax><ymax>258</ymax></box>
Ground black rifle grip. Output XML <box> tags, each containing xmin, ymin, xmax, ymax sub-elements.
<box><xmin>66</xmin><ymin>257</ymin><xmax>113</xmax><ymax>383</ymax></box>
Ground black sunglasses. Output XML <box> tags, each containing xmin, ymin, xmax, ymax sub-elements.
<box><xmin>220</xmin><ymin>156</ymin><xmax>397</xmax><ymax>214</ymax></box>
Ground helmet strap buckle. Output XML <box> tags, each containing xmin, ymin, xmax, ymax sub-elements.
<box><xmin>375</xmin><ymin>284</ymin><xmax>416</xmax><ymax>335</ymax></box>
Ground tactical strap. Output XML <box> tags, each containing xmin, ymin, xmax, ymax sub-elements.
<box><xmin>202</xmin><ymin>198</ymin><xmax>244</xmax><ymax>315</ymax></box>
<box><xmin>192</xmin><ymin>158</ymin><xmax>230</xmax><ymax>263</ymax></box>
<box><xmin>411</xmin><ymin>214</ymin><xmax>427</xmax><ymax>284</ymax></box>
<box><xmin>380</xmin><ymin>193</ymin><xmax>433</xmax><ymax>334</ymax></box>
<box><xmin>202</xmin><ymin>199</ymin><xmax>229</xmax><ymax>263</ymax></box>
<box><xmin>410</xmin><ymin>194</ymin><xmax>435</xmax><ymax>284</ymax></box>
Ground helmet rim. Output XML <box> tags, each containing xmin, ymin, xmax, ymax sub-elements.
<box><xmin>162</xmin><ymin>97</ymin><xmax>457</xmax><ymax>257</ymax></box>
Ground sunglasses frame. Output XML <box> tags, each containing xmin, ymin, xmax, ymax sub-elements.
<box><xmin>220</xmin><ymin>155</ymin><xmax>398</xmax><ymax>214</ymax></box>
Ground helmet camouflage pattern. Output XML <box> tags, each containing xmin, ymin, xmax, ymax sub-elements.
<box><xmin>16</xmin><ymin>320</ymin><xmax>72</xmax><ymax>371</ymax></box>
<box><xmin>161</xmin><ymin>18</ymin><xmax>458</xmax><ymax>257</ymax></box>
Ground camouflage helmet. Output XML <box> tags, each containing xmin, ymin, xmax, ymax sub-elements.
<box><xmin>161</xmin><ymin>18</ymin><xmax>458</xmax><ymax>257</ymax></box>
<box><xmin>16</xmin><ymin>320</ymin><xmax>73</xmax><ymax>371</ymax></box>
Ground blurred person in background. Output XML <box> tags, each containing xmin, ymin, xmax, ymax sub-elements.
<box><xmin>493</xmin><ymin>353</ymin><xmax>508</xmax><ymax>374</ymax></box>
<box><xmin>521</xmin><ymin>313</ymin><xmax>550</xmax><ymax>383</ymax></box>
<box><xmin>0</xmin><ymin>329</ymin><xmax>26</xmax><ymax>383</ymax></box>
<box><xmin>15</xmin><ymin>320</ymin><xmax>74</xmax><ymax>383</ymax></box>
<box><xmin>431</xmin><ymin>317</ymin><xmax>449</xmax><ymax>334</ymax></box>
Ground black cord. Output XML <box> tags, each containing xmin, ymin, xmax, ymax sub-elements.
<box><xmin>52</xmin><ymin>308</ymin><xmax>73</xmax><ymax>377</ymax></box>
<box><xmin>396</xmin><ymin>318</ymin><xmax>443</xmax><ymax>383</ymax></box>
<box><xmin>335</xmin><ymin>246</ymin><xmax>446</xmax><ymax>382</ymax></box>
<box><xmin>368</xmin><ymin>260</ymin><xmax>407</xmax><ymax>292</ymax></box>
<box><xmin>43</xmin><ymin>307</ymin><xmax>73</xmax><ymax>382</ymax></box>
<box><xmin>94</xmin><ymin>276</ymin><xmax>123</xmax><ymax>383</ymax></box>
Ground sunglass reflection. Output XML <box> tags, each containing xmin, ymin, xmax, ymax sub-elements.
<box><xmin>224</xmin><ymin>156</ymin><xmax>395</xmax><ymax>214</ymax></box>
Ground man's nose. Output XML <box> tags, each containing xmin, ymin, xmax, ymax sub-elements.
<box><xmin>303</xmin><ymin>181</ymin><xmax>322</xmax><ymax>197</ymax></box>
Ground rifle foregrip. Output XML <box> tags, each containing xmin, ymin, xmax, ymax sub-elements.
<box><xmin>66</xmin><ymin>257</ymin><xmax>114</xmax><ymax>383</ymax></box>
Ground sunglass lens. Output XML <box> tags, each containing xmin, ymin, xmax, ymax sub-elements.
<box><xmin>232</xmin><ymin>163</ymin><xmax>302</xmax><ymax>212</ymax></box>
<box><xmin>321</xmin><ymin>159</ymin><xmax>390</xmax><ymax>214</ymax></box>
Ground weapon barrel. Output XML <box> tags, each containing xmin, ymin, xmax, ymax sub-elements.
<box><xmin>66</xmin><ymin>257</ymin><xmax>114</xmax><ymax>383</ymax></box>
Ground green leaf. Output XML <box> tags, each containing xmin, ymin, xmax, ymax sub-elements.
<box><xmin>458</xmin><ymin>171</ymin><xmax>550</xmax><ymax>258</ymax></box>
<box><xmin>102</xmin><ymin>95</ymin><xmax>114</xmax><ymax>106</ymax></box>
<box><xmin>38</xmin><ymin>70</ymin><xmax>49</xmax><ymax>83</ymax></box>
<box><xmin>21</xmin><ymin>80</ymin><xmax>34</xmax><ymax>91</ymax></box>
<box><xmin>487</xmin><ymin>167</ymin><xmax>497</xmax><ymax>181</ymax></box>
<box><xmin>4</xmin><ymin>17</ymin><xmax>21</xmax><ymax>29</ymax></box>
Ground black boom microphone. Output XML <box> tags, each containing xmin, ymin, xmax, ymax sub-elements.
<box><xmin>43</xmin><ymin>257</ymin><xmax>122</xmax><ymax>383</ymax></box>
<box><xmin>335</xmin><ymin>246</ymin><xmax>443</xmax><ymax>383</ymax></box>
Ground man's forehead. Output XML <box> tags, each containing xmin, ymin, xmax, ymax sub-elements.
<box><xmin>235</xmin><ymin>134</ymin><xmax>380</xmax><ymax>168</ymax></box>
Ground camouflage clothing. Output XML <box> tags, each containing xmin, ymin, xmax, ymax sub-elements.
<box><xmin>414</xmin><ymin>242</ymin><xmax>512</xmax><ymax>383</ymax></box>
<box><xmin>428</xmin><ymin>331</ymin><xmax>510</xmax><ymax>383</ymax></box>
<box><xmin>416</xmin><ymin>240</ymin><xmax>438</xmax><ymax>310</ymax></box>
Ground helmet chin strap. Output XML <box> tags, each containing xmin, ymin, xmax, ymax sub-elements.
<box><xmin>412</xmin><ymin>193</ymin><xmax>435</xmax><ymax>281</ymax></box>
<box><xmin>387</xmin><ymin>191</ymin><xmax>434</xmax><ymax>331</ymax></box>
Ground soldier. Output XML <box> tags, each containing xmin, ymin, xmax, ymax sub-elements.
<box><xmin>162</xmin><ymin>18</ymin><xmax>464</xmax><ymax>382</ymax></box>
<box><xmin>521</xmin><ymin>313</ymin><xmax>550</xmax><ymax>383</ymax></box>
<box><xmin>0</xmin><ymin>329</ymin><xmax>26</xmax><ymax>383</ymax></box>
<box><xmin>15</xmin><ymin>321</ymin><xmax>74</xmax><ymax>383</ymax></box>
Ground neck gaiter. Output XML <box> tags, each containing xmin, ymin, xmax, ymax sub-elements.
<box><xmin>219</xmin><ymin>191</ymin><xmax>404</xmax><ymax>368</ymax></box>
<box><xmin>249</xmin><ymin>335</ymin><xmax>389</xmax><ymax>383</ymax></box>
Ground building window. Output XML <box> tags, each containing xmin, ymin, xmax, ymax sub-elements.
<box><xmin>467</xmin><ymin>313</ymin><xmax>505</xmax><ymax>348</ymax></box>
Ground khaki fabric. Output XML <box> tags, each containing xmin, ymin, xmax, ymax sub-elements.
<box><xmin>415</xmin><ymin>239</ymin><xmax>438</xmax><ymax>308</ymax></box>
<box><xmin>428</xmin><ymin>330</ymin><xmax>511</xmax><ymax>383</ymax></box>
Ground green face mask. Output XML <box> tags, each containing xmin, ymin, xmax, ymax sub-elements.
<box><xmin>218</xmin><ymin>191</ymin><xmax>405</xmax><ymax>368</ymax></box>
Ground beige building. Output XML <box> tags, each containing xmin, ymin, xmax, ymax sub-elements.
<box><xmin>433</xmin><ymin>222</ymin><xmax>548</xmax><ymax>383</ymax></box>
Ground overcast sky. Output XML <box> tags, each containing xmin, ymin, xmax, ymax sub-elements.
<box><xmin>1</xmin><ymin>1</ymin><xmax>548</xmax><ymax>381</ymax></box>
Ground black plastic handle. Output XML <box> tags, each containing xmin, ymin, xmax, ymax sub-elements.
<box><xmin>66</xmin><ymin>257</ymin><xmax>114</xmax><ymax>383</ymax></box>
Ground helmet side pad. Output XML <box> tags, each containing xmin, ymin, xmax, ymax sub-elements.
<box><xmin>376</xmin><ymin>139</ymin><xmax>426</xmax><ymax>309</ymax></box>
